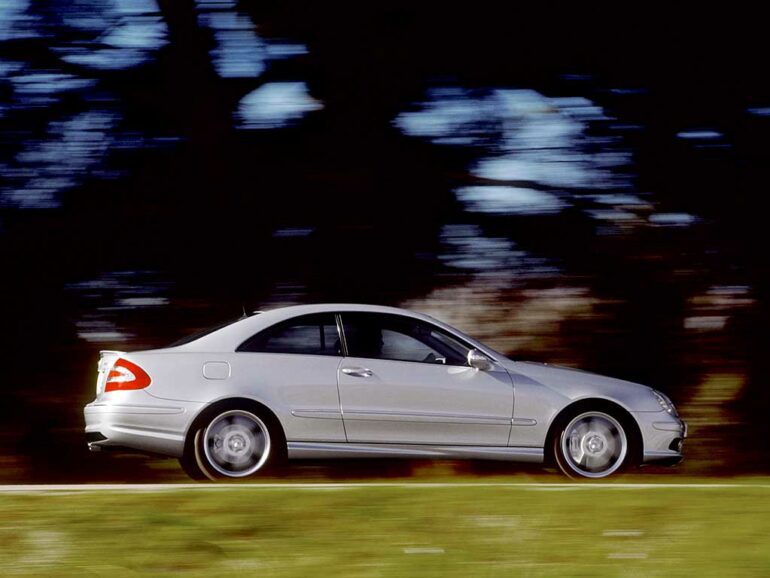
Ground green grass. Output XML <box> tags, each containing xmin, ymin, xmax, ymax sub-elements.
<box><xmin>2</xmin><ymin>482</ymin><xmax>770</xmax><ymax>577</ymax></box>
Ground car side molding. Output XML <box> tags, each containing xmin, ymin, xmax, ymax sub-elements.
<box><xmin>287</xmin><ymin>442</ymin><xmax>544</xmax><ymax>462</ymax></box>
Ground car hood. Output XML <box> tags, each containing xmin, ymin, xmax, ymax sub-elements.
<box><xmin>498</xmin><ymin>360</ymin><xmax>660</xmax><ymax>412</ymax></box>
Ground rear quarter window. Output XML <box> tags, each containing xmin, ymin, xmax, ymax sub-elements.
<box><xmin>237</xmin><ymin>313</ymin><xmax>341</xmax><ymax>356</ymax></box>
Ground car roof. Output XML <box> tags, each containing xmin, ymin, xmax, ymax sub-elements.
<box><xmin>169</xmin><ymin>303</ymin><xmax>497</xmax><ymax>357</ymax></box>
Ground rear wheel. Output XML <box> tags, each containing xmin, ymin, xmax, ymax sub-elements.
<box><xmin>182</xmin><ymin>407</ymin><xmax>283</xmax><ymax>481</ymax></box>
<box><xmin>552</xmin><ymin>410</ymin><xmax>630</xmax><ymax>479</ymax></box>
<box><xmin>178</xmin><ymin>429</ymin><xmax>208</xmax><ymax>481</ymax></box>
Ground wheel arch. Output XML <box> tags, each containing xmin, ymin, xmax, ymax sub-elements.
<box><xmin>183</xmin><ymin>396</ymin><xmax>288</xmax><ymax>460</ymax></box>
<box><xmin>544</xmin><ymin>397</ymin><xmax>643</xmax><ymax>467</ymax></box>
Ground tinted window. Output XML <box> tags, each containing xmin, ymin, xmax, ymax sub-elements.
<box><xmin>341</xmin><ymin>312</ymin><xmax>470</xmax><ymax>365</ymax></box>
<box><xmin>238</xmin><ymin>313</ymin><xmax>341</xmax><ymax>356</ymax></box>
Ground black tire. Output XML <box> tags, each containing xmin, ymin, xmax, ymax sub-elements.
<box><xmin>189</xmin><ymin>405</ymin><xmax>285</xmax><ymax>481</ymax></box>
<box><xmin>178</xmin><ymin>429</ymin><xmax>208</xmax><ymax>481</ymax></box>
<box><xmin>550</xmin><ymin>406</ymin><xmax>637</xmax><ymax>480</ymax></box>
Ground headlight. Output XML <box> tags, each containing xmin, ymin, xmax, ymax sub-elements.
<box><xmin>652</xmin><ymin>390</ymin><xmax>678</xmax><ymax>416</ymax></box>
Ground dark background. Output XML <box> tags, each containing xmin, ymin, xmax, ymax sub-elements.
<box><xmin>1</xmin><ymin>1</ymin><xmax>768</xmax><ymax>480</ymax></box>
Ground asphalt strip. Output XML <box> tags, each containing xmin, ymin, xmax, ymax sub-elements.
<box><xmin>1</xmin><ymin>482</ymin><xmax>770</xmax><ymax>493</ymax></box>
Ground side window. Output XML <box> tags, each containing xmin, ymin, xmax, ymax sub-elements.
<box><xmin>341</xmin><ymin>312</ymin><xmax>470</xmax><ymax>365</ymax></box>
<box><xmin>380</xmin><ymin>329</ymin><xmax>436</xmax><ymax>363</ymax></box>
<box><xmin>237</xmin><ymin>313</ymin><xmax>341</xmax><ymax>356</ymax></box>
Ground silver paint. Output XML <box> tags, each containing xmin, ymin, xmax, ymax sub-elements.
<box><xmin>84</xmin><ymin>303</ymin><xmax>686</xmax><ymax>473</ymax></box>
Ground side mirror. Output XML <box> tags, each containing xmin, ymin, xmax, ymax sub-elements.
<box><xmin>467</xmin><ymin>349</ymin><xmax>493</xmax><ymax>371</ymax></box>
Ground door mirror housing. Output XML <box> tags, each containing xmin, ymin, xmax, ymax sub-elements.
<box><xmin>467</xmin><ymin>349</ymin><xmax>493</xmax><ymax>371</ymax></box>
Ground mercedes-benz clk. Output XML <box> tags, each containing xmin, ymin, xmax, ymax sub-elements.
<box><xmin>84</xmin><ymin>303</ymin><xmax>687</xmax><ymax>480</ymax></box>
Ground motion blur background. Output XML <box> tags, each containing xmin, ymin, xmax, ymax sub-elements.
<box><xmin>1</xmin><ymin>0</ymin><xmax>768</xmax><ymax>481</ymax></box>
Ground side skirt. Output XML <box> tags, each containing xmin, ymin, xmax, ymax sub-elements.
<box><xmin>642</xmin><ymin>450</ymin><xmax>684</xmax><ymax>466</ymax></box>
<box><xmin>287</xmin><ymin>442</ymin><xmax>544</xmax><ymax>463</ymax></box>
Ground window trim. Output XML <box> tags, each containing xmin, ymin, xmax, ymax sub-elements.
<box><xmin>235</xmin><ymin>310</ymin><xmax>502</xmax><ymax>364</ymax></box>
<box><xmin>334</xmin><ymin>313</ymin><xmax>349</xmax><ymax>357</ymax></box>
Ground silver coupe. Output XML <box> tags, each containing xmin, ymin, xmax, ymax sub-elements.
<box><xmin>84</xmin><ymin>304</ymin><xmax>686</xmax><ymax>479</ymax></box>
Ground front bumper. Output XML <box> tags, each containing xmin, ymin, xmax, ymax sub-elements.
<box><xmin>84</xmin><ymin>392</ymin><xmax>203</xmax><ymax>458</ymax></box>
<box><xmin>632</xmin><ymin>410</ymin><xmax>687</xmax><ymax>465</ymax></box>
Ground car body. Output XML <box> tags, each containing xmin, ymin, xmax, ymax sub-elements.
<box><xmin>84</xmin><ymin>303</ymin><xmax>687</xmax><ymax>479</ymax></box>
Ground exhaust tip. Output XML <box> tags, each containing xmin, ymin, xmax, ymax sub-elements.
<box><xmin>86</xmin><ymin>432</ymin><xmax>107</xmax><ymax>451</ymax></box>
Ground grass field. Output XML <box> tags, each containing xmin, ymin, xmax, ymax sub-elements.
<box><xmin>2</xmin><ymin>480</ymin><xmax>770</xmax><ymax>577</ymax></box>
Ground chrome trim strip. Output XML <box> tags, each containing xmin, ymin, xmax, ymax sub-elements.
<box><xmin>287</xmin><ymin>442</ymin><xmax>543</xmax><ymax>462</ymax></box>
<box><xmin>341</xmin><ymin>410</ymin><xmax>512</xmax><ymax>426</ymax></box>
<box><xmin>84</xmin><ymin>403</ymin><xmax>184</xmax><ymax>415</ymax></box>
<box><xmin>511</xmin><ymin>418</ymin><xmax>537</xmax><ymax>426</ymax></box>
<box><xmin>291</xmin><ymin>409</ymin><xmax>343</xmax><ymax>420</ymax></box>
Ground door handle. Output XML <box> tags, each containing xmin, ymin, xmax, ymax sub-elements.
<box><xmin>341</xmin><ymin>367</ymin><xmax>374</xmax><ymax>378</ymax></box>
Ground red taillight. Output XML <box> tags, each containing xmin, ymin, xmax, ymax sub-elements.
<box><xmin>105</xmin><ymin>358</ymin><xmax>151</xmax><ymax>392</ymax></box>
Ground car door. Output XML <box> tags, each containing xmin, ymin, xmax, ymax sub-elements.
<box><xmin>337</xmin><ymin>312</ymin><xmax>513</xmax><ymax>446</ymax></box>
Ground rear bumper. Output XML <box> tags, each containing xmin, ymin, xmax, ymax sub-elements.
<box><xmin>84</xmin><ymin>393</ymin><xmax>203</xmax><ymax>458</ymax></box>
<box><xmin>632</xmin><ymin>410</ymin><xmax>687</xmax><ymax>466</ymax></box>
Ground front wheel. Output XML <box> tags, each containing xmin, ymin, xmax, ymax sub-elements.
<box><xmin>192</xmin><ymin>409</ymin><xmax>277</xmax><ymax>480</ymax></box>
<box><xmin>552</xmin><ymin>410</ymin><xmax>630</xmax><ymax>479</ymax></box>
